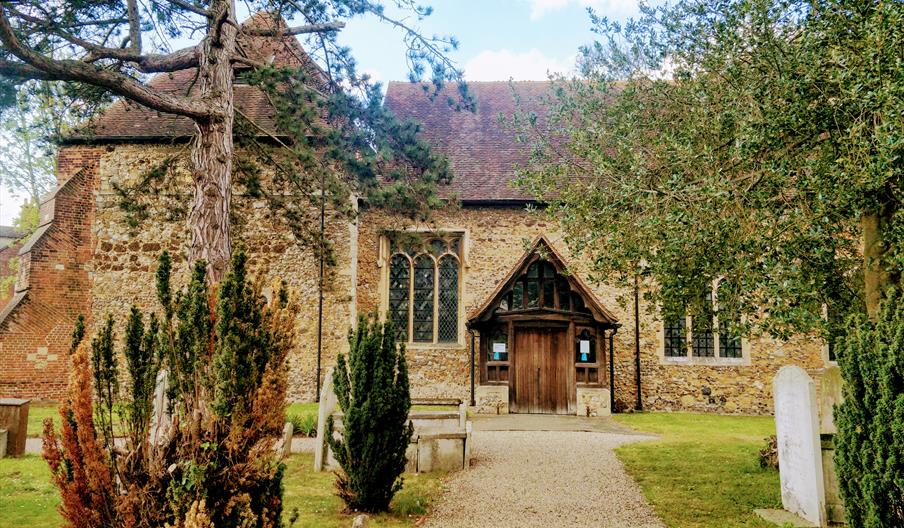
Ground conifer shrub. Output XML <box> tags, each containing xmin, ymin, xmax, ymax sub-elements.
<box><xmin>42</xmin><ymin>249</ymin><xmax>298</xmax><ymax>528</ymax></box>
<box><xmin>327</xmin><ymin>318</ymin><xmax>414</xmax><ymax>513</ymax></box>
<box><xmin>834</xmin><ymin>289</ymin><xmax>904</xmax><ymax>527</ymax></box>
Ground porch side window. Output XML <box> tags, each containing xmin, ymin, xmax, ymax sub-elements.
<box><xmin>386</xmin><ymin>233</ymin><xmax>462</xmax><ymax>344</ymax></box>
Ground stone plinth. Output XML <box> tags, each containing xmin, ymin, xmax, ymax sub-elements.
<box><xmin>576</xmin><ymin>387</ymin><xmax>611</xmax><ymax>417</ymax></box>
<box><xmin>474</xmin><ymin>385</ymin><xmax>509</xmax><ymax>414</ymax></box>
<box><xmin>0</xmin><ymin>398</ymin><xmax>30</xmax><ymax>457</ymax></box>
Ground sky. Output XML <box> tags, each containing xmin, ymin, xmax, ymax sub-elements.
<box><xmin>0</xmin><ymin>0</ymin><xmax>653</xmax><ymax>225</ymax></box>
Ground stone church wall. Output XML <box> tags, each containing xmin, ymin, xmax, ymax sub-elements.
<box><xmin>88</xmin><ymin>145</ymin><xmax>356</xmax><ymax>401</ymax></box>
<box><xmin>1</xmin><ymin>142</ymin><xmax>829</xmax><ymax>412</ymax></box>
<box><xmin>356</xmin><ymin>205</ymin><xmax>829</xmax><ymax>414</ymax></box>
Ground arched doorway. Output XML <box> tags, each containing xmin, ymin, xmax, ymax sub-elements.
<box><xmin>468</xmin><ymin>237</ymin><xmax>619</xmax><ymax>414</ymax></box>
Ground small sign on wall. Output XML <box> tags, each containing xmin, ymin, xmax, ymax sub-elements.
<box><xmin>579</xmin><ymin>339</ymin><xmax>590</xmax><ymax>362</ymax></box>
<box><xmin>493</xmin><ymin>342</ymin><xmax>506</xmax><ymax>361</ymax></box>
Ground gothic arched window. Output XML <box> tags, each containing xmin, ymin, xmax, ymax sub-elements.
<box><xmin>386</xmin><ymin>234</ymin><xmax>463</xmax><ymax>344</ymax></box>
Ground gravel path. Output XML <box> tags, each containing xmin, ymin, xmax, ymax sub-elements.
<box><xmin>421</xmin><ymin>430</ymin><xmax>665</xmax><ymax>528</ymax></box>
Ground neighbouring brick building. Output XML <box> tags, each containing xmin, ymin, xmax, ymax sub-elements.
<box><xmin>0</xmin><ymin>18</ymin><xmax>831</xmax><ymax>414</ymax></box>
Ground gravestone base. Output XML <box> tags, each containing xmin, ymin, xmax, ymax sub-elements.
<box><xmin>755</xmin><ymin>509</ymin><xmax>818</xmax><ymax>527</ymax></box>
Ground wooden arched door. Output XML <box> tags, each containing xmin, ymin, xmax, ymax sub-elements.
<box><xmin>512</xmin><ymin>325</ymin><xmax>570</xmax><ymax>414</ymax></box>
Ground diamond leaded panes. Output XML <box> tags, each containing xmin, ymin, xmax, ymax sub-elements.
<box><xmin>438</xmin><ymin>256</ymin><xmax>459</xmax><ymax>342</ymax></box>
<box><xmin>386</xmin><ymin>233</ymin><xmax>462</xmax><ymax>344</ymax></box>
<box><xmin>388</xmin><ymin>255</ymin><xmax>410</xmax><ymax>340</ymax></box>
<box><xmin>413</xmin><ymin>255</ymin><xmax>435</xmax><ymax>342</ymax></box>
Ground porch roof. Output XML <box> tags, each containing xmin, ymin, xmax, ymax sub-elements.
<box><xmin>467</xmin><ymin>235</ymin><xmax>618</xmax><ymax>326</ymax></box>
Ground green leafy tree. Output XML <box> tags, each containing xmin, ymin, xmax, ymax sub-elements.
<box><xmin>514</xmin><ymin>1</ymin><xmax>904</xmax><ymax>525</ymax></box>
<box><xmin>327</xmin><ymin>318</ymin><xmax>413</xmax><ymax>513</ymax></box>
<box><xmin>834</xmin><ymin>290</ymin><xmax>904</xmax><ymax>527</ymax></box>
<box><xmin>43</xmin><ymin>249</ymin><xmax>299</xmax><ymax>527</ymax></box>
<box><xmin>515</xmin><ymin>0</ymin><xmax>903</xmax><ymax>336</ymax></box>
<box><xmin>0</xmin><ymin>1</ymin><xmax>471</xmax><ymax>282</ymax></box>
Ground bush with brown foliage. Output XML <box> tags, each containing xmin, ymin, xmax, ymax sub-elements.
<box><xmin>43</xmin><ymin>249</ymin><xmax>298</xmax><ymax>528</ymax></box>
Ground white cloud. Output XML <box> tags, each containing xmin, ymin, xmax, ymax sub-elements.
<box><xmin>464</xmin><ymin>49</ymin><xmax>575</xmax><ymax>81</ymax></box>
<box><xmin>527</xmin><ymin>0</ymin><xmax>644</xmax><ymax>20</ymax></box>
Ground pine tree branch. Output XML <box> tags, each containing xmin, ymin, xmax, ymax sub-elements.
<box><xmin>165</xmin><ymin>0</ymin><xmax>211</xmax><ymax>17</ymax></box>
<box><xmin>0</xmin><ymin>8</ymin><xmax>213</xmax><ymax>120</ymax></box>
<box><xmin>243</xmin><ymin>21</ymin><xmax>346</xmax><ymax>36</ymax></box>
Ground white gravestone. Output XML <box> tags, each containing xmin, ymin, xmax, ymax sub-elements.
<box><xmin>313</xmin><ymin>367</ymin><xmax>336</xmax><ymax>471</ymax></box>
<box><xmin>150</xmin><ymin>369</ymin><xmax>171</xmax><ymax>446</ymax></box>
<box><xmin>773</xmin><ymin>366</ymin><xmax>826</xmax><ymax>526</ymax></box>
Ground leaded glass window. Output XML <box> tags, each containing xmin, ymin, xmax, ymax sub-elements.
<box><xmin>664</xmin><ymin>316</ymin><xmax>687</xmax><ymax>357</ymax></box>
<box><xmin>413</xmin><ymin>255</ymin><xmax>435</xmax><ymax>342</ymax></box>
<box><xmin>438</xmin><ymin>256</ymin><xmax>459</xmax><ymax>342</ymax></box>
<box><xmin>497</xmin><ymin>258</ymin><xmax>591</xmax><ymax>314</ymax></box>
<box><xmin>385</xmin><ymin>233</ymin><xmax>463</xmax><ymax>344</ymax></box>
<box><xmin>388</xmin><ymin>255</ymin><xmax>410</xmax><ymax>340</ymax></box>
<box><xmin>665</xmin><ymin>282</ymin><xmax>746</xmax><ymax>360</ymax></box>
<box><xmin>719</xmin><ymin>319</ymin><xmax>742</xmax><ymax>358</ymax></box>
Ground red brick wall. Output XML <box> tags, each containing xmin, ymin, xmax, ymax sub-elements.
<box><xmin>0</xmin><ymin>146</ymin><xmax>101</xmax><ymax>400</ymax></box>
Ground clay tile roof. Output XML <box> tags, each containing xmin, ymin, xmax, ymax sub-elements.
<box><xmin>68</xmin><ymin>12</ymin><xmax>324</xmax><ymax>141</ymax></box>
<box><xmin>0</xmin><ymin>226</ymin><xmax>21</xmax><ymax>239</ymax></box>
<box><xmin>384</xmin><ymin>81</ymin><xmax>555</xmax><ymax>202</ymax></box>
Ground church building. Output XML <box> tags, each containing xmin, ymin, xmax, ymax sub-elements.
<box><xmin>0</xmin><ymin>21</ymin><xmax>829</xmax><ymax>415</ymax></box>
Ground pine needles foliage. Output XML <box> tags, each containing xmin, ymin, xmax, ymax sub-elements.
<box><xmin>835</xmin><ymin>288</ymin><xmax>904</xmax><ymax>527</ymax></box>
<box><xmin>327</xmin><ymin>318</ymin><xmax>413</xmax><ymax>513</ymax></box>
<box><xmin>42</xmin><ymin>249</ymin><xmax>299</xmax><ymax>528</ymax></box>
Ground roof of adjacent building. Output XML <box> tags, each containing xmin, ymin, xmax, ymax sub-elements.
<box><xmin>384</xmin><ymin>81</ymin><xmax>552</xmax><ymax>202</ymax></box>
<box><xmin>0</xmin><ymin>226</ymin><xmax>22</xmax><ymax>239</ymax></box>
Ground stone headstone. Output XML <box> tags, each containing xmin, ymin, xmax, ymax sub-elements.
<box><xmin>314</xmin><ymin>367</ymin><xmax>336</xmax><ymax>471</ymax></box>
<box><xmin>351</xmin><ymin>514</ymin><xmax>368</xmax><ymax>528</ymax></box>
<box><xmin>818</xmin><ymin>366</ymin><xmax>843</xmax><ymax>435</ymax></box>
<box><xmin>278</xmin><ymin>422</ymin><xmax>293</xmax><ymax>457</ymax></box>
<box><xmin>773</xmin><ymin>366</ymin><xmax>826</xmax><ymax>527</ymax></box>
<box><xmin>150</xmin><ymin>369</ymin><xmax>171</xmax><ymax>446</ymax></box>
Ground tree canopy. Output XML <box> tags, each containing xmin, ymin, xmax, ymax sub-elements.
<box><xmin>515</xmin><ymin>0</ymin><xmax>904</xmax><ymax>338</ymax></box>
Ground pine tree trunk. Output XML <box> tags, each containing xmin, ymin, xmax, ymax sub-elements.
<box><xmin>188</xmin><ymin>0</ymin><xmax>237</xmax><ymax>284</ymax></box>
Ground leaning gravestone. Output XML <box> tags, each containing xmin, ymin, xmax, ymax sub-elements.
<box><xmin>773</xmin><ymin>366</ymin><xmax>826</xmax><ymax>527</ymax></box>
<box><xmin>313</xmin><ymin>367</ymin><xmax>336</xmax><ymax>471</ymax></box>
<box><xmin>150</xmin><ymin>369</ymin><xmax>171</xmax><ymax>446</ymax></box>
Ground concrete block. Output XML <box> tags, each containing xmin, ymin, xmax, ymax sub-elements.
<box><xmin>576</xmin><ymin>387</ymin><xmax>611</xmax><ymax>417</ymax></box>
<box><xmin>474</xmin><ymin>385</ymin><xmax>508</xmax><ymax>414</ymax></box>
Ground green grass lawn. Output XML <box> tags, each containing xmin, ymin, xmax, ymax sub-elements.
<box><xmin>0</xmin><ymin>453</ymin><xmax>444</xmax><ymax>528</ymax></box>
<box><xmin>613</xmin><ymin>412</ymin><xmax>782</xmax><ymax>528</ymax></box>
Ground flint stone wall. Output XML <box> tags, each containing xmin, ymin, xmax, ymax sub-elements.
<box><xmin>89</xmin><ymin>145</ymin><xmax>356</xmax><ymax>401</ymax></box>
